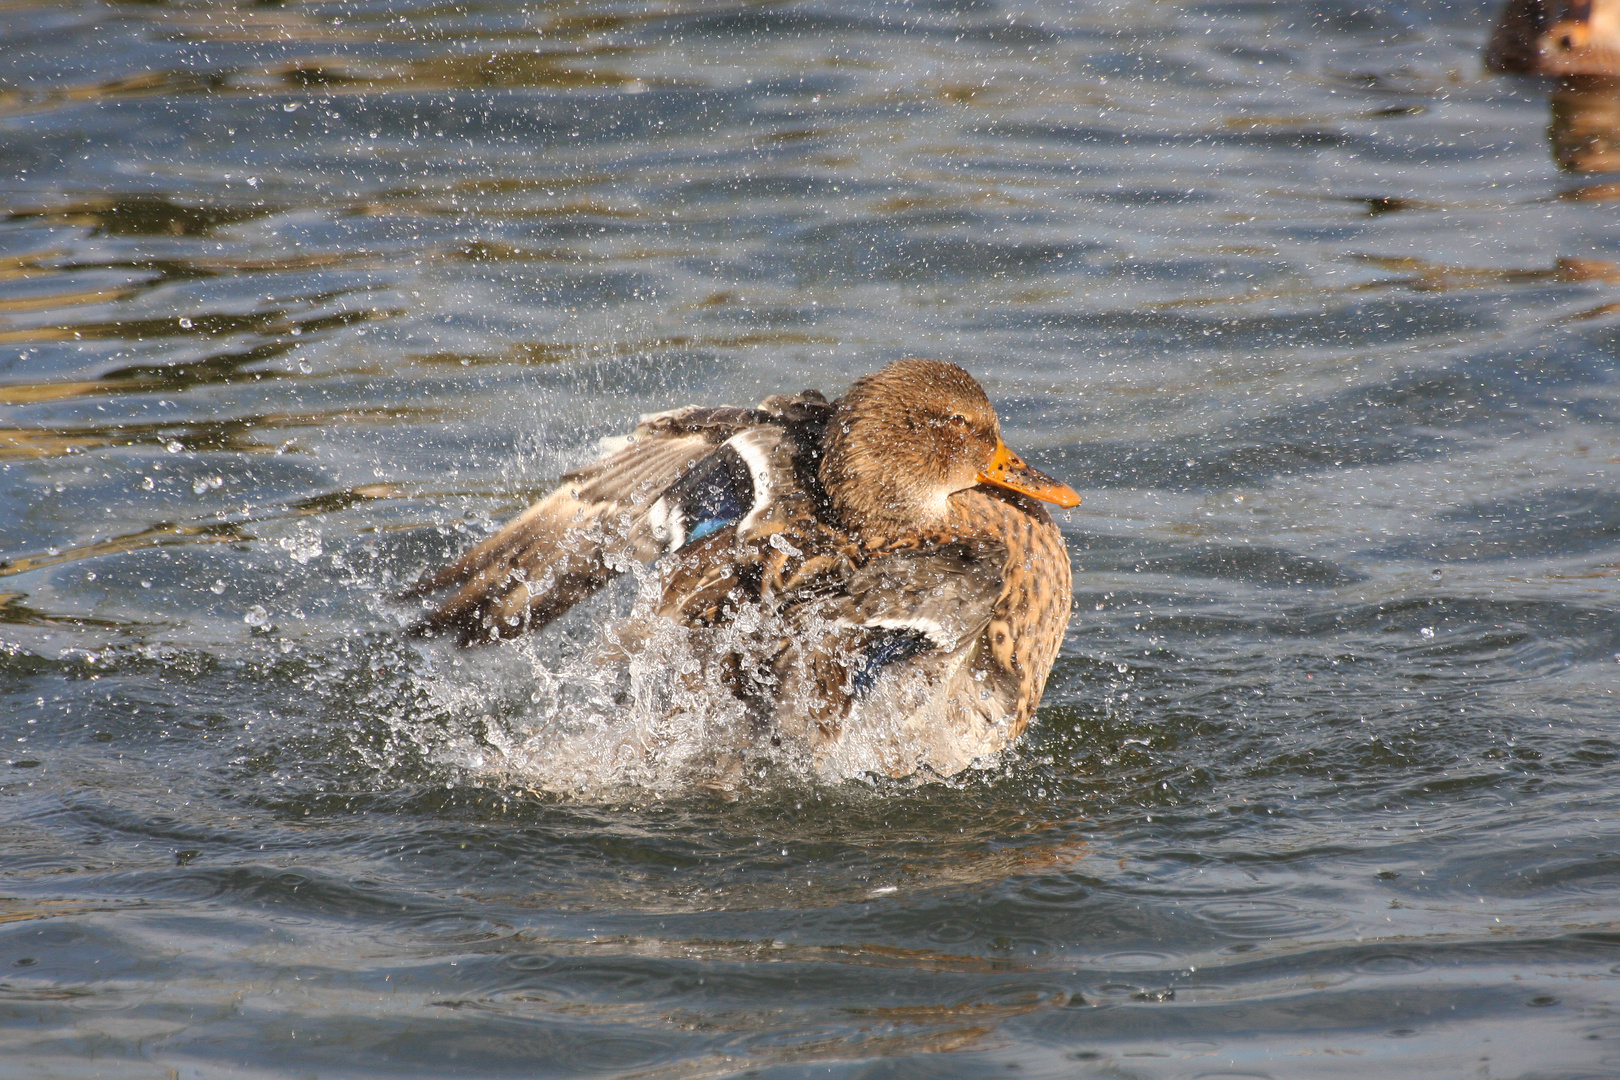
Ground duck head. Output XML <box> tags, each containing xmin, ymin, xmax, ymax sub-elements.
<box><xmin>819</xmin><ymin>358</ymin><xmax>1081</xmax><ymax>534</ymax></box>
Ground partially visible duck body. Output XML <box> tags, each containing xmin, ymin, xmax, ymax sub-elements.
<box><xmin>1487</xmin><ymin>0</ymin><xmax>1620</xmax><ymax>172</ymax></box>
<box><xmin>407</xmin><ymin>360</ymin><xmax>1079</xmax><ymax>781</ymax></box>
<box><xmin>1488</xmin><ymin>0</ymin><xmax>1620</xmax><ymax>76</ymax></box>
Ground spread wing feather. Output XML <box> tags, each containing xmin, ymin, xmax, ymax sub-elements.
<box><xmin>820</xmin><ymin>537</ymin><xmax>1031</xmax><ymax>778</ymax></box>
<box><xmin>832</xmin><ymin>544</ymin><xmax>1007</xmax><ymax>705</ymax></box>
<box><xmin>406</xmin><ymin>406</ymin><xmax>772</xmax><ymax>644</ymax></box>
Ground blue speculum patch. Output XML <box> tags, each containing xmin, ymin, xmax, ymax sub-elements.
<box><xmin>851</xmin><ymin>628</ymin><xmax>933</xmax><ymax>697</ymax></box>
<box><xmin>675</xmin><ymin>450</ymin><xmax>752</xmax><ymax>548</ymax></box>
<box><xmin>685</xmin><ymin>516</ymin><xmax>731</xmax><ymax>543</ymax></box>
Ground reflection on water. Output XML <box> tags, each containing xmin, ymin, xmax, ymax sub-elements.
<box><xmin>3</xmin><ymin>0</ymin><xmax>1620</xmax><ymax>1076</ymax></box>
<box><xmin>1550</xmin><ymin>77</ymin><xmax>1620</xmax><ymax>170</ymax></box>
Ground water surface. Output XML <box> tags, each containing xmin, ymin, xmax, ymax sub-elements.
<box><xmin>3</xmin><ymin>1</ymin><xmax>1620</xmax><ymax>1076</ymax></box>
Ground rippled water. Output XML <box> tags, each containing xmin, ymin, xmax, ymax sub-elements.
<box><xmin>4</xmin><ymin>0</ymin><xmax>1620</xmax><ymax>1075</ymax></box>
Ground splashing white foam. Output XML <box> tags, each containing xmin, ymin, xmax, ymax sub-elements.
<box><xmin>418</xmin><ymin>561</ymin><xmax>777</xmax><ymax>796</ymax></box>
<box><xmin>409</xmin><ymin>554</ymin><xmax>1011</xmax><ymax>797</ymax></box>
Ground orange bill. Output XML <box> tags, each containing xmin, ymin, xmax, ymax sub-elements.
<box><xmin>976</xmin><ymin>439</ymin><xmax>1081</xmax><ymax>508</ymax></box>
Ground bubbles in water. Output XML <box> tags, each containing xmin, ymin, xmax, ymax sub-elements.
<box><xmin>278</xmin><ymin>526</ymin><xmax>323</xmax><ymax>565</ymax></box>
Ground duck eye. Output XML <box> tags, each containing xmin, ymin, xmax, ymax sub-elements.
<box><xmin>947</xmin><ymin>414</ymin><xmax>968</xmax><ymax>427</ymax></box>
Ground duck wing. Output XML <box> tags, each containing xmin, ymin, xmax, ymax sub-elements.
<box><xmin>407</xmin><ymin>395</ymin><xmax>830</xmax><ymax>644</ymax></box>
<box><xmin>750</xmin><ymin>539</ymin><xmax>1002</xmax><ymax>764</ymax></box>
<box><xmin>773</xmin><ymin>489</ymin><xmax>1069</xmax><ymax>779</ymax></box>
<box><xmin>838</xmin><ymin>540</ymin><xmax>1008</xmax><ymax>687</ymax></box>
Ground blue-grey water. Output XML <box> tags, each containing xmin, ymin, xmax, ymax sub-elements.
<box><xmin>4</xmin><ymin>1</ymin><xmax>1620</xmax><ymax>1076</ymax></box>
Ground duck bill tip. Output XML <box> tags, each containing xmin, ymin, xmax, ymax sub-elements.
<box><xmin>977</xmin><ymin>441</ymin><xmax>1082</xmax><ymax>508</ymax></box>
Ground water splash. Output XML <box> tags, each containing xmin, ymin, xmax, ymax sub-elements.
<box><xmin>410</xmin><ymin>555</ymin><xmax>1011</xmax><ymax>797</ymax></box>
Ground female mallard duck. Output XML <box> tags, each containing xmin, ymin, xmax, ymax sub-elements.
<box><xmin>406</xmin><ymin>359</ymin><xmax>1079</xmax><ymax>780</ymax></box>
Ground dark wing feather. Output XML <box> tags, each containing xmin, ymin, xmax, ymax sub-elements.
<box><xmin>657</xmin><ymin>442</ymin><xmax>757</xmax><ymax>548</ymax></box>
<box><xmin>406</xmin><ymin>406</ymin><xmax>771</xmax><ymax>644</ymax></box>
<box><xmin>849</xmin><ymin>628</ymin><xmax>932</xmax><ymax>698</ymax></box>
<box><xmin>832</xmin><ymin>541</ymin><xmax>1008</xmax><ymax>707</ymax></box>
<box><xmin>759</xmin><ymin>541</ymin><xmax>1006</xmax><ymax>749</ymax></box>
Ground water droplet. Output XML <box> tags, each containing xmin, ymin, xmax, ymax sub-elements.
<box><xmin>1420</xmin><ymin>627</ymin><xmax>1435</xmax><ymax>639</ymax></box>
<box><xmin>243</xmin><ymin>605</ymin><xmax>270</xmax><ymax>628</ymax></box>
<box><xmin>210</xmin><ymin>580</ymin><xmax>227</xmax><ymax>595</ymax></box>
<box><xmin>277</xmin><ymin>528</ymin><xmax>323</xmax><ymax>564</ymax></box>
<box><xmin>165</xmin><ymin>440</ymin><xmax>184</xmax><ymax>454</ymax></box>
<box><xmin>178</xmin><ymin>317</ymin><xmax>193</xmax><ymax>329</ymax></box>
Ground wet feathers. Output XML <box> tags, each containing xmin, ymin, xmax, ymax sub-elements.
<box><xmin>406</xmin><ymin>360</ymin><xmax>1077</xmax><ymax>779</ymax></box>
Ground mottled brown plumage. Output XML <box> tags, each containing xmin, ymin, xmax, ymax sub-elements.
<box><xmin>407</xmin><ymin>360</ymin><xmax>1079</xmax><ymax>779</ymax></box>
